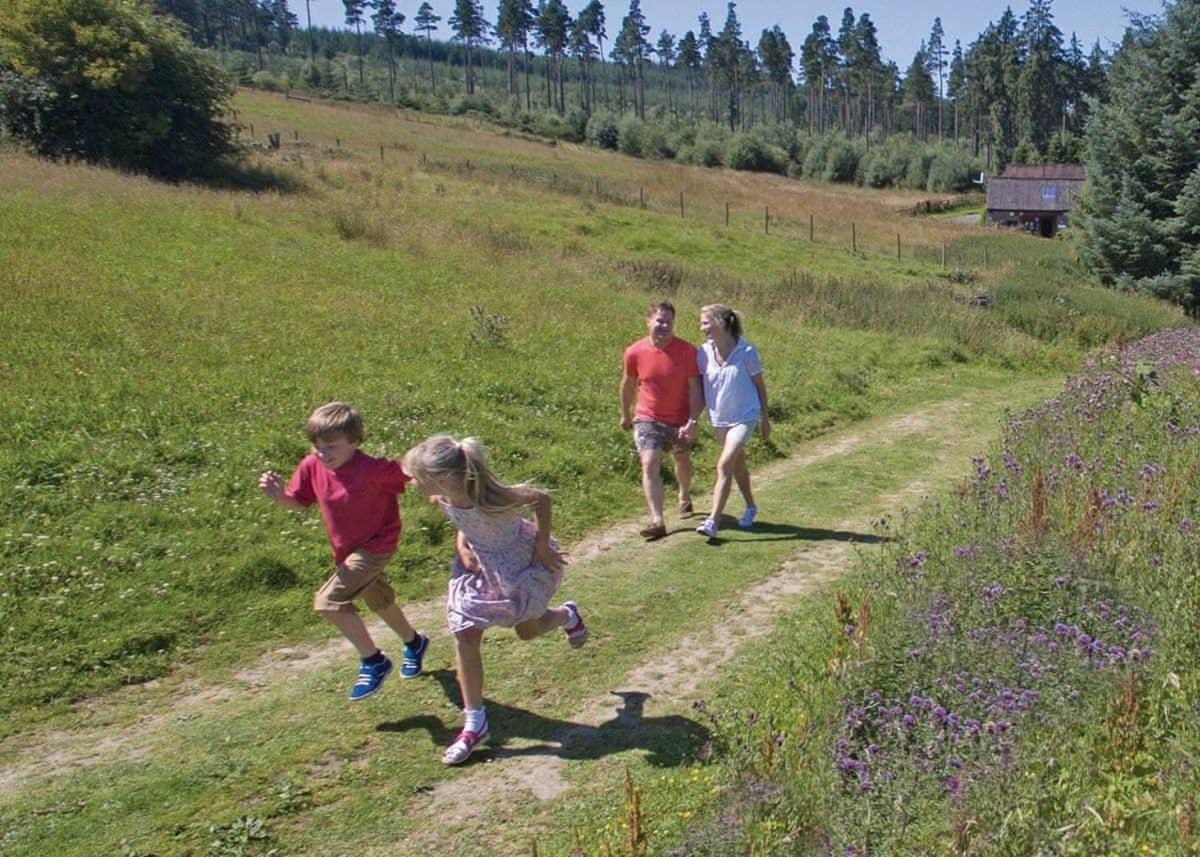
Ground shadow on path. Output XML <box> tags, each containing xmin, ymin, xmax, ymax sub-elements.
<box><xmin>378</xmin><ymin>671</ymin><xmax>708</xmax><ymax>768</ymax></box>
<box><xmin>690</xmin><ymin>518</ymin><xmax>891</xmax><ymax>546</ymax></box>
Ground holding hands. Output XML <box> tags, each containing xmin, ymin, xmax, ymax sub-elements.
<box><xmin>678</xmin><ymin>417</ymin><xmax>698</xmax><ymax>444</ymax></box>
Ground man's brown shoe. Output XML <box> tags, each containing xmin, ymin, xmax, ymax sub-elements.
<box><xmin>678</xmin><ymin>499</ymin><xmax>694</xmax><ymax>517</ymax></box>
<box><xmin>639</xmin><ymin>523</ymin><xmax>668</xmax><ymax>541</ymax></box>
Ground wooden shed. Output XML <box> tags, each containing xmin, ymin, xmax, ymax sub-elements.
<box><xmin>985</xmin><ymin>164</ymin><xmax>1085</xmax><ymax>237</ymax></box>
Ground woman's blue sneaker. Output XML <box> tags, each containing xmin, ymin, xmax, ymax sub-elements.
<box><xmin>349</xmin><ymin>655</ymin><xmax>393</xmax><ymax>701</ymax></box>
<box><xmin>400</xmin><ymin>633</ymin><xmax>428</xmax><ymax>679</ymax></box>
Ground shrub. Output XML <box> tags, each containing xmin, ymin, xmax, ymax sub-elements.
<box><xmin>902</xmin><ymin>148</ymin><xmax>935</xmax><ymax>190</ymax></box>
<box><xmin>821</xmin><ymin>137</ymin><xmax>860</xmax><ymax>183</ymax></box>
<box><xmin>802</xmin><ymin>133</ymin><xmax>861</xmax><ymax>182</ymax></box>
<box><xmin>586</xmin><ymin>110</ymin><xmax>620</xmax><ymax>150</ymax></box>
<box><xmin>725</xmin><ymin>133</ymin><xmax>787</xmax><ymax>174</ymax></box>
<box><xmin>0</xmin><ymin>0</ymin><xmax>235</xmax><ymax>178</ymax></box>
<box><xmin>532</xmin><ymin>110</ymin><xmax>571</xmax><ymax>140</ymax></box>
<box><xmin>448</xmin><ymin>92</ymin><xmax>497</xmax><ymax>117</ymax></box>
<box><xmin>859</xmin><ymin>149</ymin><xmax>895</xmax><ymax>188</ymax></box>
<box><xmin>639</xmin><ymin>122</ymin><xmax>675</xmax><ymax>159</ymax></box>
<box><xmin>926</xmin><ymin>147</ymin><xmax>983</xmax><ymax>192</ymax></box>
<box><xmin>802</xmin><ymin>134</ymin><xmax>835</xmax><ymax>178</ymax></box>
<box><xmin>250</xmin><ymin>70</ymin><xmax>284</xmax><ymax>92</ymax></box>
<box><xmin>561</xmin><ymin>107</ymin><xmax>589</xmax><ymax>143</ymax></box>
<box><xmin>790</xmin><ymin>133</ymin><xmax>810</xmax><ymax>173</ymax></box>
<box><xmin>676</xmin><ymin>139</ymin><xmax>724</xmax><ymax>167</ymax></box>
<box><xmin>616</xmin><ymin>115</ymin><xmax>646</xmax><ymax>157</ymax></box>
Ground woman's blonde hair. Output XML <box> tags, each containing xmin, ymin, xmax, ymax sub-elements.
<box><xmin>403</xmin><ymin>435</ymin><xmax>528</xmax><ymax>514</ymax></box>
<box><xmin>701</xmin><ymin>303</ymin><xmax>742</xmax><ymax>340</ymax></box>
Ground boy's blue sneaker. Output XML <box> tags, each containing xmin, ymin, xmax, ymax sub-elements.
<box><xmin>400</xmin><ymin>633</ymin><xmax>428</xmax><ymax>679</ymax></box>
<box><xmin>349</xmin><ymin>655</ymin><xmax>392</xmax><ymax>701</ymax></box>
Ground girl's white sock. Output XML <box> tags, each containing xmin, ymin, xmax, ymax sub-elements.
<box><xmin>464</xmin><ymin>706</ymin><xmax>487</xmax><ymax>733</ymax></box>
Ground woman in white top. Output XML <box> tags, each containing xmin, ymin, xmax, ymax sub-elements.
<box><xmin>694</xmin><ymin>304</ymin><xmax>770</xmax><ymax>538</ymax></box>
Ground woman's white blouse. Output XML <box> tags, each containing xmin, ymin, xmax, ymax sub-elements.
<box><xmin>698</xmin><ymin>338</ymin><xmax>763</xmax><ymax>427</ymax></box>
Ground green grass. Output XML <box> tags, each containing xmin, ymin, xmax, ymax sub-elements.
<box><xmin>0</xmin><ymin>87</ymin><xmax>1190</xmax><ymax>854</ymax></box>
<box><xmin>0</xmin><ymin>375</ymin><xmax>1057</xmax><ymax>856</ymax></box>
<box><xmin>0</xmin><ymin>91</ymin><xmax>1186</xmax><ymax>720</ymax></box>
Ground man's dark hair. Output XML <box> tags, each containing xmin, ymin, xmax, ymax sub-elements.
<box><xmin>646</xmin><ymin>300</ymin><xmax>675</xmax><ymax>318</ymax></box>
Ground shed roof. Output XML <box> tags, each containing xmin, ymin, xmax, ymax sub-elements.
<box><xmin>999</xmin><ymin>163</ymin><xmax>1085</xmax><ymax>180</ymax></box>
<box><xmin>986</xmin><ymin>174</ymin><xmax>1085</xmax><ymax>213</ymax></box>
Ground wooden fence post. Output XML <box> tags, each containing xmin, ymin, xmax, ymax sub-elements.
<box><xmin>852</xmin><ymin>222</ymin><xmax>856</xmax><ymax>253</ymax></box>
<box><xmin>984</xmin><ymin>245</ymin><xmax>989</xmax><ymax>270</ymax></box>
<box><xmin>942</xmin><ymin>243</ymin><xmax>947</xmax><ymax>268</ymax></box>
<box><xmin>765</xmin><ymin>206</ymin><xmax>769</xmax><ymax>234</ymax></box>
<box><xmin>725</xmin><ymin>202</ymin><xmax>730</xmax><ymax>227</ymax></box>
<box><xmin>679</xmin><ymin>191</ymin><xmax>684</xmax><ymax>218</ymax></box>
<box><xmin>896</xmin><ymin>234</ymin><xmax>901</xmax><ymax>261</ymax></box>
<box><xmin>809</xmin><ymin>213</ymin><xmax>814</xmax><ymax>241</ymax></box>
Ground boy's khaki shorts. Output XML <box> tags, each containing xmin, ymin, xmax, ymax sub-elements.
<box><xmin>313</xmin><ymin>550</ymin><xmax>396</xmax><ymax>613</ymax></box>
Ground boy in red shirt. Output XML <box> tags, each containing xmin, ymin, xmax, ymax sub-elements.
<box><xmin>259</xmin><ymin>402</ymin><xmax>428</xmax><ymax>700</ymax></box>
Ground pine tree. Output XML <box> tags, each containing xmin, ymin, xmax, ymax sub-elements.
<box><xmin>656</xmin><ymin>30</ymin><xmax>676</xmax><ymax>113</ymax></box>
<box><xmin>414</xmin><ymin>1</ymin><xmax>440</xmax><ymax>86</ymax></box>
<box><xmin>677</xmin><ymin>29</ymin><xmax>700</xmax><ymax>121</ymax></box>
<box><xmin>495</xmin><ymin>0</ymin><xmax>532</xmax><ymax>99</ymax></box>
<box><xmin>800</xmin><ymin>15</ymin><xmax>835</xmax><ymax>135</ymax></box>
<box><xmin>616</xmin><ymin>0</ymin><xmax>649</xmax><ymax>120</ymax></box>
<box><xmin>1077</xmin><ymin>0</ymin><xmax>1200</xmax><ymax>312</ymax></box>
<box><xmin>449</xmin><ymin>0</ymin><xmax>487</xmax><ymax>95</ymax></box>
<box><xmin>927</xmin><ymin>17</ymin><xmax>946</xmax><ymax>139</ymax></box>
<box><xmin>370</xmin><ymin>0</ymin><xmax>403</xmax><ymax>99</ymax></box>
<box><xmin>1016</xmin><ymin>0</ymin><xmax>1065</xmax><ymax>154</ymax></box>
<box><xmin>342</xmin><ymin>0</ymin><xmax>366</xmax><ymax>86</ymax></box>
<box><xmin>902</xmin><ymin>43</ymin><xmax>935</xmax><ymax>139</ymax></box>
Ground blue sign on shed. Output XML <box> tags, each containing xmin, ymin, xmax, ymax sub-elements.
<box><xmin>1042</xmin><ymin>185</ymin><xmax>1057</xmax><ymax>202</ymax></box>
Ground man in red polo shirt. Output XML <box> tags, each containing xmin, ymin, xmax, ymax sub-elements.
<box><xmin>620</xmin><ymin>301</ymin><xmax>703</xmax><ymax>540</ymax></box>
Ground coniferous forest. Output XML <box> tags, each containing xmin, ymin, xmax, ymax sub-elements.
<box><xmin>150</xmin><ymin>0</ymin><xmax>1107</xmax><ymax>173</ymax></box>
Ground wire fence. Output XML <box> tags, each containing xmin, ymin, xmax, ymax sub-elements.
<box><xmin>235</xmin><ymin>116</ymin><xmax>1001</xmax><ymax>274</ymax></box>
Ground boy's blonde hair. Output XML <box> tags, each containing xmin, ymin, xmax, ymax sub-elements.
<box><xmin>701</xmin><ymin>303</ymin><xmax>742</xmax><ymax>340</ymax></box>
<box><xmin>403</xmin><ymin>435</ymin><xmax>527</xmax><ymax>514</ymax></box>
<box><xmin>306</xmin><ymin>402</ymin><xmax>364</xmax><ymax>444</ymax></box>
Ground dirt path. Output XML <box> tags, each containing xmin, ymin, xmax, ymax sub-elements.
<box><xmin>0</xmin><ymin>381</ymin><xmax>1056</xmax><ymax>856</ymax></box>
<box><xmin>398</xmin><ymin>401</ymin><xmax>972</xmax><ymax>855</ymax></box>
<box><xmin>0</xmin><ymin>427</ymin><xmax>869</xmax><ymax>802</ymax></box>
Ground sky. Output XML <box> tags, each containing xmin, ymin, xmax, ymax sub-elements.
<box><xmin>301</xmin><ymin>0</ymin><xmax>1152</xmax><ymax>70</ymax></box>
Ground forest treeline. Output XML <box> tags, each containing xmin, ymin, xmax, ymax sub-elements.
<box><xmin>152</xmin><ymin>0</ymin><xmax>1111</xmax><ymax>171</ymax></box>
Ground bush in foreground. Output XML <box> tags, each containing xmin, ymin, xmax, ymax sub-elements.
<box><xmin>0</xmin><ymin>0</ymin><xmax>234</xmax><ymax>179</ymax></box>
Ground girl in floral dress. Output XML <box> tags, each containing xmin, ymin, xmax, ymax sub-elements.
<box><xmin>403</xmin><ymin>435</ymin><xmax>587</xmax><ymax>765</ymax></box>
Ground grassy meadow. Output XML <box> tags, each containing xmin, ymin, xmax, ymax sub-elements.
<box><xmin>0</xmin><ymin>88</ymin><xmax>1192</xmax><ymax>854</ymax></box>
